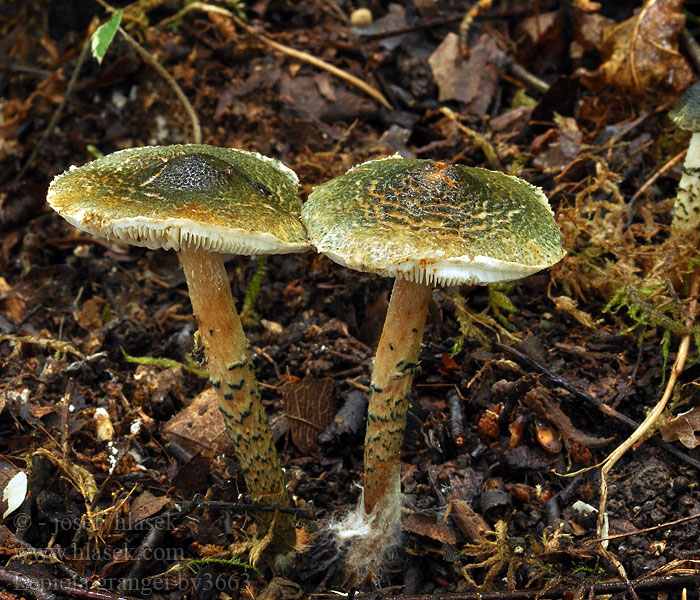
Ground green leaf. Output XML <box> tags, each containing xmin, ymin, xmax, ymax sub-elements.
<box><xmin>91</xmin><ymin>10</ymin><xmax>123</xmax><ymax>65</ymax></box>
<box><xmin>120</xmin><ymin>346</ymin><xmax>209</xmax><ymax>379</ymax></box>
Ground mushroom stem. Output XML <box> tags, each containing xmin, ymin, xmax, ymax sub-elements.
<box><xmin>180</xmin><ymin>246</ymin><xmax>294</xmax><ymax>550</ymax></box>
<box><xmin>363</xmin><ymin>278</ymin><xmax>432</xmax><ymax>517</ymax></box>
<box><xmin>672</xmin><ymin>131</ymin><xmax>700</xmax><ymax>232</ymax></box>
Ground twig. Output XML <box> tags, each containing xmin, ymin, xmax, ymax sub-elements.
<box><xmin>493</xmin><ymin>341</ymin><xmax>700</xmax><ymax>471</ymax></box>
<box><xmin>117</xmin><ymin>27</ymin><xmax>201</xmax><ymax>143</ymax></box>
<box><xmin>11</xmin><ymin>38</ymin><xmax>90</xmax><ymax>184</ymax></box>
<box><xmin>625</xmin><ymin>149</ymin><xmax>686</xmax><ymax>227</ymax></box>
<box><xmin>458</xmin><ymin>0</ymin><xmax>494</xmax><ymax>54</ymax></box>
<box><xmin>596</xmin><ymin>263</ymin><xmax>700</xmax><ymax>549</ymax></box>
<box><xmin>0</xmin><ymin>568</ymin><xmax>130</xmax><ymax>600</ymax></box>
<box><xmin>117</xmin><ymin>521</ymin><xmax>166</xmax><ymax>592</ymax></box>
<box><xmin>182</xmin><ymin>499</ymin><xmax>314</xmax><ymax>519</ymax></box>
<box><xmin>167</xmin><ymin>2</ymin><xmax>393</xmax><ymax>110</ymax></box>
<box><xmin>355</xmin><ymin>571</ymin><xmax>700</xmax><ymax>600</ymax></box>
<box><xmin>505</xmin><ymin>62</ymin><xmax>549</xmax><ymax>94</ymax></box>
<box><xmin>589</xmin><ymin>510</ymin><xmax>700</xmax><ymax>545</ymax></box>
<box><xmin>0</xmin><ymin>333</ymin><xmax>85</xmax><ymax>360</ymax></box>
<box><xmin>439</xmin><ymin>107</ymin><xmax>502</xmax><ymax>170</ymax></box>
<box><xmin>681</xmin><ymin>27</ymin><xmax>700</xmax><ymax>73</ymax></box>
<box><xmin>0</xmin><ymin>570</ymin><xmax>58</xmax><ymax>600</ymax></box>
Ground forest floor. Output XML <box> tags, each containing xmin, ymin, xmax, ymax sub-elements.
<box><xmin>1</xmin><ymin>1</ymin><xmax>700</xmax><ymax>599</ymax></box>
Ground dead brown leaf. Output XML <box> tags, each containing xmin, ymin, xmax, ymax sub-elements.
<box><xmin>282</xmin><ymin>374</ymin><xmax>335</xmax><ymax>456</ymax></box>
<box><xmin>0</xmin><ymin>277</ymin><xmax>26</xmax><ymax>323</ymax></box>
<box><xmin>129</xmin><ymin>490</ymin><xmax>171</xmax><ymax>522</ymax></box>
<box><xmin>402</xmin><ymin>510</ymin><xmax>458</xmax><ymax>545</ymax></box>
<box><xmin>524</xmin><ymin>387</ymin><xmax>614</xmax><ymax>448</ymax></box>
<box><xmin>579</xmin><ymin>0</ymin><xmax>694</xmax><ymax>96</ymax></box>
<box><xmin>449</xmin><ymin>499</ymin><xmax>489</xmax><ymax>542</ymax></box>
<box><xmin>659</xmin><ymin>405</ymin><xmax>700</xmax><ymax>448</ymax></box>
<box><xmin>428</xmin><ymin>33</ymin><xmax>504</xmax><ymax>115</ymax></box>
<box><xmin>162</xmin><ymin>386</ymin><xmax>234</xmax><ymax>456</ymax></box>
<box><xmin>73</xmin><ymin>296</ymin><xmax>106</xmax><ymax>330</ymax></box>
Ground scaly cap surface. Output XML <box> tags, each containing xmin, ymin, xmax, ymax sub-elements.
<box><xmin>301</xmin><ymin>157</ymin><xmax>564</xmax><ymax>285</ymax></box>
<box><xmin>47</xmin><ymin>144</ymin><xmax>308</xmax><ymax>254</ymax></box>
<box><xmin>670</xmin><ymin>81</ymin><xmax>700</xmax><ymax>131</ymax></box>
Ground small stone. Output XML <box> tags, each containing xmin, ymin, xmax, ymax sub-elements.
<box><xmin>350</xmin><ymin>7</ymin><xmax>372</xmax><ymax>27</ymax></box>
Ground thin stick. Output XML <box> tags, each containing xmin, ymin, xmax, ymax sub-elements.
<box><xmin>626</xmin><ymin>149</ymin><xmax>686</xmax><ymax>226</ymax></box>
<box><xmin>11</xmin><ymin>39</ymin><xmax>90</xmax><ymax>184</ymax></box>
<box><xmin>355</xmin><ymin>572</ymin><xmax>700</xmax><ymax>600</ymax></box>
<box><xmin>589</xmin><ymin>510</ymin><xmax>700</xmax><ymax>545</ymax></box>
<box><xmin>118</xmin><ymin>27</ymin><xmax>202</xmax><ymax>143</ymax></box>
<box><xmin>506</xmin><ymin>61</ymin><xmax>549</xmax><ymax>94</ymax></box>
<box><xmin>168</xmin><ymin>2</ymin><xmax>393</xmax><ymax>110</ymax></box>
<box><xmin>681</xmin><ymin>27</ymin><xmax>700</xmax><ymax>72</ymax></box>
<box><xmin>494</xmin><ymin>341</ymin><xmax>700</xmax><ymax>471</ymax></box>
<box><xmin>439</xmin><ymin>106</ymin><xmax>502</xmax><ymax>171</ymax></box>
<box><xmin>596</xmin><ymin>264</ymin><xmax>700</xmax><ymax>578</ymax></box>
<box><xmin>458</xmin><ymin>0</ymin><xmax>494</xmax><ymax>53</ymax></box>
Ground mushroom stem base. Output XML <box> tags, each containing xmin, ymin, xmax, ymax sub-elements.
<box><xmin>180</xmin><ymin>246</ymin><xmax>294</xmax><ymax>552</ymax></box>
<box><xmin>363</xmin><ymin>278</ymin><xmax>432</xmax><ymax>516</ymax></box>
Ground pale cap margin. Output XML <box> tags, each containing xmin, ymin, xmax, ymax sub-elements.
<box><xmin>47</xmin><ymin>144</ymin><xmax>309</xmax><ymax>255</ymax></box>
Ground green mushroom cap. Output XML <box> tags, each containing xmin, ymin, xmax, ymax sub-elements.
<box><xmin>301</xmin><ymin>156</ymin><xmax>564</xmax><ymax>286</ymax></box>
<box><xmin>47</xmin><ymin>144</ymin><xmax>309</xmax><ymax>254</ymax></box>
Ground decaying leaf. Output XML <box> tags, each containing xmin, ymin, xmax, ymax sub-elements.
<box><xmin>0</xmin><ymin>276</ymin><xmax>26</xmax><ymax>323</ymax></box>
<box><xmin>524</xmin><ymin>387</ymin><xmax>614</xmax><ymax>448</ymax></box>
<box><xmin>32</xmin><ymin>447</ymin><xmax>98</xmax><ymax>503</ymax></box>
<box><xmin>74</xmin><ymin>296</ymin><xmax>107</xmax><ymax>330</ymax></box>
<box><xmin>534</xmin><ymin>419</ymin><xmax>562</xmax><ymax>454</ymax></box>
<box><xmin>449</xmin><ymin>499</ymin><xmax>489</xmax><ymax>542</ymax></box>
<box><xmin>531</xmin><ymin>114</ymin><xmax>584</xmax><ymax>173</ymax></box>
<box><xmin>428</xmin><ymin>32</ymin><xmax>505</xmax><ymax>115</ymax></box>
<box><xmin>401</xmin><ymin>510</ymin><xmax>458</xmax><ymax>545</ymax></box>
<box><xmin>129</xmin><ymin>489</ymin><xmax>171</xmax><ymax>522</ymax></box>
<box><xmin>550</xmin><ymin>295</ymin><xmax>597</xmax><ymax>329</ymax></box>
<box><xmin>282</xmin><ymin>374</ymin><xmax>335</xmax><ymax>455</ymax></box>
<box><xmin>258</xmin><ymin>577</ymin><xmax>303</xmax><ymax>600</ymax></box>
<box><xmin>162</xmin><ymin>386</ymin><xmax>233</xmax><ymax>455</ymax></box>
<box><xmin>579</xmin><ymin>0</ymin><xmax>694</xmax><ymax>96</ymax></box>
<box><xmin>659</xmin><ymin>405</ymin><xmax>700</xmax><ymax>448</ymax></box>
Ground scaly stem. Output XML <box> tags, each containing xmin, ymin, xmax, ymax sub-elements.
<box><xmin>672</xmin><ymin>131</ymin><xmax>700</xmax><ymax>232</ymax></box>
<box><xmin>180</xmin><ymin>246</ymin><xmax>294</xmax><ymax>551</ymax></box>
<box><xmin>363</xmin><ymin>278</ymin><xmax>432</xmax><ymax>516</ymax></box>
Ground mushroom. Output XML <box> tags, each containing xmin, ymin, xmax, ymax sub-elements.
<box><xmin>670</xmin><ymin>80</ymin><xmax>700</xmax><ymax>233</ymax></box>
<box><xmin>301</xmin><ymin>156</ymin><xmax>564</xmax><ymax>572</ymax></box>
<box><xmin>47</xmin><ymin>144</ymin><xmax>308</xmax><ymax>551</ymax></box>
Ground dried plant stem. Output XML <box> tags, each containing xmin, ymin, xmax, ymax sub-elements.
<box><xmin>169</xmin><ymin>2</ymin><xmax>393</xmax><ymax>110</ymax></box>
<box><xmin>439</xmin><ymin>107</ymin><xmax>502</xmax><ymax>171</ymax></box>
<box><xmin>118</xmin><ymin>27</ymin><xmax>202</xmax><ymax>143</ymax></box>
<box><xmin>458</xmin><ymin>0</ymin><xmax>494</xmax><ymax>53</ymax></box>
<box><xmin>632</xmin><ymin>149</ymin><xmax>686</xmax><ymax>203</ymax></box>
<box><xmin>596</xmin><ymin>264</ymin><xmax>700</xmax><ymax>570</ymax></box>
<box><xmin>11</xmin><ymin>38</ymin><xmax>90</xmax><ymax>184</ymax></box>
<box><xmin>626</xmin><ymin>148</ymin><xmax>686</xmax><ymax>226</ymax></box>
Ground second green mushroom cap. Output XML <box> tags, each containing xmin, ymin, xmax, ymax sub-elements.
<box><xmin>301</xmin><ymin>156</ymin><xmax>565</xmax><ymax>551</ymax></box>
<box><xmin>302</xmin><ymin>156</ymin><xmax>563</xmax><ymax>286</ymax></box>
